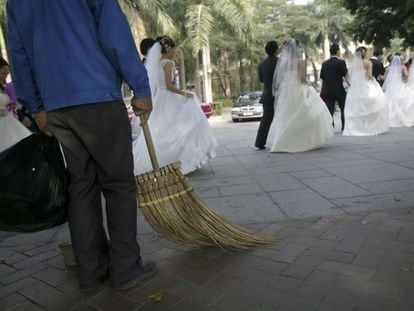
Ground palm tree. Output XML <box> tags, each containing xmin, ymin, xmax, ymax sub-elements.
<box><xmin>185</xmin><ymin>0</ymin><xmax>253</xmax><ymax>102</ymax></box>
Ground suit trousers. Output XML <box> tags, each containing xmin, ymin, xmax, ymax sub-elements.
<box><xmin>324</xmin><ymin>93</ymin><xmax>346</xmax><ymax>131</ymax></box>
<box><xmin>47</xmin><ymin>101</ymin><xmax>142</xmax><ymax>288</ymax></box>
<box><xmin>255</xmin><ymin>103</ymin><xmax>274</xmax><ymax>147</ymax></box>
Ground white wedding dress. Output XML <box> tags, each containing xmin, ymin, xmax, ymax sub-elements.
<box><xmin>343</xmin><ymin>53</ymin><xmax>389</xmax><ymax>136</ymax></box>
<box><xmin>0</xmin><ymin>93</ymin><xmax>32</xmax><ymax>153</ymax></box>
<box><xmin>270</xmin><ymin>40</ymin><xmax>333</xmax><ymax>153</ymax></box>
<box><xmin>132</xmin><ymin>43</ymin><xmax>217</xmax><ymax>175</ymax></box>
<box><xmin>383</xmin><ymin>56</ymin><xmax>414</xmax><ymax>127</ymax></box>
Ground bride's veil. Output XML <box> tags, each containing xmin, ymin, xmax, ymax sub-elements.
<box><xmin>349</xmin><ymin>51</ymin><xmax>364</xmax><ymax>85</ymax></box>
<box><xmin>272</xmin><ymin>38</ymin><xmax>301</xmax><ymax>98</ymax></box>
<box><xmin>383</xmin><ymin>55</ymin><xmax>402</xmax><ymax>92</ymax></box>
<box><xmin>144</xmin><ymin>42</ymin><xmax>162</xmax><ymax>98</ymax></box>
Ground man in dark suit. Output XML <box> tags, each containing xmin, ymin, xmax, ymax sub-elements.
<box><xmin>370</xmin><ymin>48</ymin><xmax>385</xmax><ymax>86</ymax></box>
<box><xmin>320</xmin><ymin>43</ymin><xmax>348</xmax><ymax>131</ymax></box>
<box><xmin>255</xmin><ymin>41</ymin><xmax>278</xmax><ymax>150</ymax></box>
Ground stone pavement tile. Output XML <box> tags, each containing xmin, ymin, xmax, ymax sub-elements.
<box><xmin>291</xmin><ymin>237</ymin><xmax>338</xmax><ymax>250</ymax></box>
<box><xmin>1</xmin><ymin>261</ymin><xmax>49</xmax><ymax>285</ymax></box>
<box><xmin>23</xmin><ymin>244</ymin><xmax>59</xmax><ymax>257</ymax></box>
<box><xmin>279</xmin><ymin>217</ymin><xmax>320</xmax><ymax>229</ymax></box>
<box><xmin>297</xmin><ymin>270</ymin><xmax>340</xmax><ymax>301</ymax></box>
<box><xmin>269</xmin><ymin>189</ymin><xmax>340</xmax><ymax>219</ymax></box>
<box><xmin>232</xmin><ymin>279</ymin><xmax>277</xmax><ymax>302</ymax></box>
<box><xmin>290</xmin><ymin>169</ymin><xmax>333</xmax><ymax>179</ymax></box>
<box><xmin>301</xmin><ymin>176</ymin><xmax>371</xmax><ymax>199</ymax></box>
<box><xmin>236</xmin><ymin>254</ymin><xmax>288</xmax><ymax>274</ymax></box>
<box><xmin>69</xmin><ymin>304</ymin><xmax>99</xmax><ymax>311</ymax></box>
<box><xmin>365</xmin><ymin>239</ymin><xmax>414</xmax><ymax>253</ymax></box>
<box><xmin>352</xmin><ymin>246</ymin><xmax>387</xmax><ymax>269</ymax></box>
<box><xmin>224</xmin><ymin>264</ymin><xmax>303</xmax><ymax>294</ymax></box>
<box><xmin>253</xmin><ymin>173</ymin><xmax>306</xmax><ymax>192</ymax></box>
<box><xmin>167</xmin><ymin>300</ymin><xmax>208</xmax><ymax>311</ymax></box>
<box><xmin>359</xmin><ymin>179</ymin><xmax>414</xmax><ymax>194</ymax></box>
<box><xmin>211</xmin><ymin>164</ymin><xmax>250</xmax><ymax>178</ymax></box>
<box><xmin>386</xmin><ymin>250</ymin><xmax>414</xmax><ymax>263</ymax></box>
<box><xmin>0</xmin><ymin>277</ymin><xmax>38</xmax><ymax>299</ymax></box>
<box><xmin>309</xmin><ymin>216</ymin><xmax>337</xmax><ymax>231</ymax></box>
<box><xmin>48</xmin><ymin>255</ymin><xmax>67</xmax><ymax>271</ymax></box>
<box><xmin>248</xmin><ymin>162</ymin><xmax>318</xmax><ymax>175</ymax></box>
<box><xmin>303</xmin><ymin>247</ymin><xmax>355</xmax><ymax>263</ymax></box>
<box><xmin>11</xmin><ymin>250</ymin><xmax>59</xmax><ymax>269</ymax></box>
<box><xmin>205</xmin><ymin>274</ymin><xmax>243</xmax><ymax>292</ymax></box>
<box><xmin>318</xmin><ymin>287</ymin><xmax>358</xmax><ymax>311</ymax></box>
<box><xmin>17</xmin><ymin>280</ymin><xmax>70</xmax><ymax>310</ymax></box>
<box><xmin>0</xmin><ymin>264</ymin><xmax>16</xmax><ymax>277</ymax></box>
<box><xmin>88</xmin><ymin>289</ymin><xmax>140</xmax><ymax>311</ymax></box>
<box><xmin>209</xmin><ymin>155</ymin><xmax>240</xmax><ymax>167</ymax></box>
<box><xmin>334</xmin><ymin>236</ymin><xmax>367</xmax><ymax>254</ymax></box>
<box><xmin>320</xmin><ymin>162</ymin><xmax>414</xmax><ymax>183</ymax></box>
<box><xmin>396</xmin><ymin>228</ymin><xmax>414</xmax><ymax>244</ymax></box>
<box><xmin>373</xmin><ymin>259</ymin><xmax>413</xmax><ymax>286</ymax></box>
<box><xmin>2</xmin><ymin>299</ymin><xmax>45</xmax><ymax>311</ymax></box>
<box><xmin>272</xmin><ymin>243</ymin><xmax>308</xmax><ymax>264</ymax></box>
<box><xmin>336</xmin><ymin>276</ymin><xmax>401</xmax><ymax>301</ymax></box>
<box><xmin>190</xmin><ymin>175</ymin><xmax>256</xmax><ymax>188</ymax></box>
<box><xmin>210</xmin><ymin>291</ymin><xmax>274</xmax><ymax>311</ymax></box>
<box><xmin>396</xmin><ymin>280</ymin><xmax>414</xmax><ymax>311</ymax></box>
<box><xmin>196</xmin><ymin>187</ymin><xmax>220</xmax><ymax>198</ymax></box>
<box><xmin>281</xmin><ymin>254</ymin><xmax>323</xmax><ymax>280</ymax></box>
<box><xmin>0</xmin><ymin>293</ymin><xmax>30</xmax><ymax>310</ymax></box>
<box><xmin>354</xmin><ymin>295</ymin><xmax>400</xmax><ymax>311</ymax></box>
<box><xmin>0</xmin><ymin>248</ymin><xmax>29</xmax><ymax>265</ymax></box>
<box><xmin>218</xmin><ymin>183</ymin><xmax>264</xmax><ymax>196</ymax></box>
<box><xmin>32</xmin><ymin>266</ymin><xmax>74</xmax><ymax>287</ymax></box>
<box><xmin>377</xmin><ymin>219</ymin><xmax>403</xmax><ymax>233</ymax></box>
<box><xmin>264</xmin><ymin>289</ymin><xmax>320</xmax><ymax>311</ymax></box>
<box><xmin>187</xmin><ymin>167</ymin><xmax>214</xmax><ymax>180</ymax></box>
<box><xmin>332</xmin><ymin>192</ymin><xmax>414</xmax><ymax>213</ymax></box>
<box><xmin>135</xmin><ymin>292</ymin><xmax>182</xmax><ymax>311</ymax></box>
<box><xmin>318</xmin><ymin>260</ymin><xmax>376</xmax><ymax>279</ymax></box>
<box><xmin>167</xmin><ymin>278</ymin><xmax>223</xmax><ymax>307</ymax></box>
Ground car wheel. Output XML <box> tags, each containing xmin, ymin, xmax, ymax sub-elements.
<box><xmin>232</xmin><ymin>118</ymin><xmax>239</xmax><ymax>123</ymax></box>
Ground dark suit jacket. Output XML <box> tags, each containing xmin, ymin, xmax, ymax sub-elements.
<box><xmin>320</xmin><ymin>56</ymin><xmax>347</xmax><ymax>97</ymax></box>
<box><xmin>258</xmin><ymin>56</ymin><xmax>278</xmax><ymax>105</ymax></box>
<box><xmin>370</xmin><ymin>57</ymin><xmax>385</xmax><ymax>83</ymax></box>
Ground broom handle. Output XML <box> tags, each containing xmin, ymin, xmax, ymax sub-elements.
<box><xmin>140</xmin><ymin>120</ymin><xmax>160</xmax><ymax>172</ymax></box>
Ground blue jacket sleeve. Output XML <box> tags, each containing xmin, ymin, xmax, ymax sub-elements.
<box><xmin>86</xmin><ymin>0</ymin><xmax>151</xmax><ymax>98</ymax></box>
<box><xmin>7</xmin><ymin>2</ymin><xmax>43</xmax><ymax>113</ymax></box>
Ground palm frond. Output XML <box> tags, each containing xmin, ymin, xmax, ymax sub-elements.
<box><xmin>185</xmin><ymin>4</ymin><xmax>214</xmax><ymax>53</ymax></box>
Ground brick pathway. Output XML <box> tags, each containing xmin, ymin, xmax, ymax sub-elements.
<box><xmin>1</xmin><ymin>112</ymin><xmax>414</xmax><ymax>310</ymax></box>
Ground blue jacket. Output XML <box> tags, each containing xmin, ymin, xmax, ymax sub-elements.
<box><xmin>7</xmin><ymin>0</ymin><xmax>151</xmax><ymax>113</ymax></box>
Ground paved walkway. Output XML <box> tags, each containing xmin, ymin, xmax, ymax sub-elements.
<box><xmin>1</xmin><ymin>110</ymin><xmax>414</xmax><ymax>310</ymax></box>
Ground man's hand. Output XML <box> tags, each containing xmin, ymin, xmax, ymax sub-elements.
<box><xmin>35</xmin><ymin>111</ymin><xmax>53</xmax><ymax>136</ymax></box>
<box><xmin>131</xmin><ymin>96</ymin><xmax>152</xmax><ymax>126</ymax></box>
<box><xmin>22</xmin><ymin>116</ymin><xmax>32</xmax><ymax>128</ymax></box>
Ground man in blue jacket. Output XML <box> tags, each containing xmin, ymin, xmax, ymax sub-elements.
<box><xmin>7</xmin><ymin>0</ymin><xmax>156</xmax><ymax>291</ymax></box>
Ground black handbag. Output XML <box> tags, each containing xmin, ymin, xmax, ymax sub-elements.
<box><xmin>0</xmin><ymin>133</ymin><xmax>67</xmax><ymax>232</ymax></box>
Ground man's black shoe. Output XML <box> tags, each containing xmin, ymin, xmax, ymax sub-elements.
<box><xmin>255</xmin><ymin>145</ymin><xmax>266</xmax><ymax>150</ymax></box>
<box><xmin>112</xmin><ymin>261</ymin><xmax>157</xmax><ymax>291</ymax></box>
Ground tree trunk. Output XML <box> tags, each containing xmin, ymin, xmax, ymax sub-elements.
<box><xmin>194</xmin><ymin>53</ymin><xmax>202</xmax><ymax>99</ymax></box>
<box><xmin>202</xmin><ymin>45</ymin><xmax>213</xmax><ymax>103</ymax></box>
<box><xmin>239</xmin><ymin>59</ymin><xmax>244</xmax><ymax>93</ymax></box>
<box><xmin>0</xmin><ymin>21</ymin><xmax>8</xmax><ymax>61</ymax></box>
<box><xmin>310</xmin><ymin>58</ymin><xmax>318</xmax><ymax>84</ymax></box>
<box><xmin>224</xmin><ymin>53</ymin><xmax>231</xmax><ymax>97</ymax></box>
<box><xmin>178</xmin><ymin>49</ymin><xmax>186</xmax><ymax>90</ymax></box>
<box><xmin>323</xmin><ymin>32</ymin><xmax>330</xmax><ymax>60</ymax></box>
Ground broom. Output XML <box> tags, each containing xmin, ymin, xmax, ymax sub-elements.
<box><xmin>135</xmin><ymin>120</ymin><xmax>277</xmax><ymax>250</ymax></box>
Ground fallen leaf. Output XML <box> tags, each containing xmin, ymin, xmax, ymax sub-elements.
<box><xmin>148</xmin><ymin>292</ymin><xmax>163</xmax><ymax>303</ymax></box>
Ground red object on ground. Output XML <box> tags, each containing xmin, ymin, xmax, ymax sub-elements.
<box><xmin>201</xmin><ymin>102</ymin><xmax>213</xmax><ymax>118</ymax></box>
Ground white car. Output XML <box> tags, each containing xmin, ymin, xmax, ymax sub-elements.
<box><xmin>231</xmin><ymin>91</ymin><xmax>263</xmax><ymax>122</ymax></box>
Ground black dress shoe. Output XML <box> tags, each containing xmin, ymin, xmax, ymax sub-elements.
<box><xmin>112</xmin><ymin>261</ymin><xmax>158</xmax><ymax>291</ymax></box>
<box><xmin>79</xmin><ymin>272</ymin><xmax>109</xmax><ymax>292</ymax></box>
<box><xmin>255</xmin><ymin>145</ymin><xmax>266</xmax><ymax>150</ymax></box>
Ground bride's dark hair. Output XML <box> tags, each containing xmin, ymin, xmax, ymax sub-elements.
<box><xmin>355</xmin><ymin>46</ymin><xmax>367</xmax><ymax>59</ymax></box>
<box><xmin>156</xmin><ymin>36</ymin><xmax>176</xmax><ymax>54</ymax></box>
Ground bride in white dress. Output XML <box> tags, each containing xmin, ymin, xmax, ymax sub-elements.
<box><xmin>0</xmin><ymin>90</ymin><xmax>31</xmax><ymax>152</ymax></box>
<box><xmin>270</xmin><ymin>39</ymin><xmax>333</xmax><ymax>153</ymax></box>
<box><xmin>383</xmin><ymin>54</ymin><xmax>414</xmax><ymax>127</ymax></box>
<box><xmin>132</xmin><ymin>36</ymin><xmax>217</xmax><ymax>175</ymax></box>
<box><xmin>343</xmin><ymin>47</ymin><xmax>389</xmax><ymax>136</ymax></box>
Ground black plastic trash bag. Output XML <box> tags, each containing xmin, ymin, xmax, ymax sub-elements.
<box><xmin>0</xmin><ymin>133</ymin><xmax>67</xmax><ymax>232</ymax></box>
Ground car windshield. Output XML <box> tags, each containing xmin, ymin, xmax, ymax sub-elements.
<box><xmin>236</xmin><ymin>93</ymin><xmax>261</xmax><ymax>106</ymax></box>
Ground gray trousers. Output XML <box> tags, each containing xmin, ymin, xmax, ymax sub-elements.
<box><xmin>47</xmin><ymin>101</ymin><xmax>142</xmax><ymax>287</ymax></box>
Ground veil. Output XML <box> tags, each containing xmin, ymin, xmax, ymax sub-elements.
<box><xmin>383</xmin><ymin>55</ymin><xmax>402</xmax><ymax>92</ymax></box>
<box><xmin>349</xmin><ymin>51</ymin><xmax>364</xmax><ymax>85</ymax></box>
<box><xmin>144</xmin><ymin>42</ymin><xmax>162</xmax><ymax>98</ymax></box>
<box><xmin>272</xmin><ymin>38</ymin><xmax>301</xmax><ymax>98</ymax></box>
